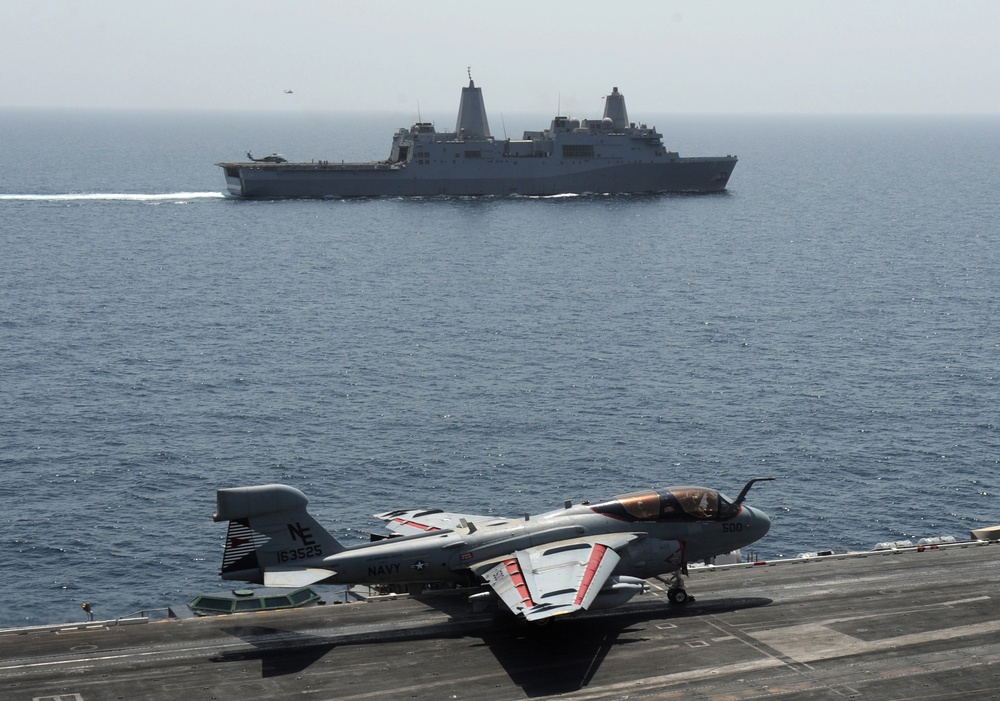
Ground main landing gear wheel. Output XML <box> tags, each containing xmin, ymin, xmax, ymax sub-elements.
<box><xmin>667</xmin><ymin>588</ymin><xmax>692</xmax><ymax>604</ymax></box>
<box><xmin>664</xmin><ymin>569</ymin><xmax>693</xmax><ymax>605</ymax></box>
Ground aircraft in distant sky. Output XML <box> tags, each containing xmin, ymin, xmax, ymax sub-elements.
<box><xmin>284</xmin><ymin>89</ymin><xmax>293</xmax><ymax>94</ymax></box>
<box><xmin>214</xmin><ymin>478</ymin><xmax>773</xmax><ymax>622</ymax></box>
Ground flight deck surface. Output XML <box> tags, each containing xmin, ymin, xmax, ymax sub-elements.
<box><xmin>3</xmin><ymin>541</ymin><xmax>999</xmax><ymax>700</ymax></box>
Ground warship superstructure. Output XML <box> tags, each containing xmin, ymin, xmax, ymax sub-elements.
<box><xmin>218</xmin><ymin>77</ymin><xmax>737</xmax><ymax>198</ymax></box>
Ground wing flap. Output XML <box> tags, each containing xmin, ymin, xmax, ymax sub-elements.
<box><xmin>481</xmin><ymin>558</ymin><xmax>535</xmax><ymax>618</ymax></box>
<box><xmin>477</xmin><ymin>534</ymin><xmax>637</xmax><ymax>621</ymax></box>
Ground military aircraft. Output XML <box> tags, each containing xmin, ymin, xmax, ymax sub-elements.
<box><xmin>245</xmin><ymin>151</ymin><xmax>288</xmax><ymax>163</ymax></box>
<box><xmin>214</xmin><ymin>478</ymin><xmax>773</xmax><ymax>622</ymax></box>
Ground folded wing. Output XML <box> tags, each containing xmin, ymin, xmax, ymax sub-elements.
<box><xmin>475</xmin><ymin>534</ymin><xmax>639</xmax><ymax>622</ymax></box>
<box><xmin>374</xmin><ymin>508</ymin><xmax>509</xmax><ymax>536</ymax></box>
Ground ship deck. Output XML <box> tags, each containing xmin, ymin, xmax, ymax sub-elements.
<box><xmin>217</xmin><ymin>161</ymin><xmax>401</xmax><ymax>170</ymax></box>
<box><xmin>3</xmin><ymin>540</ymin><xmax>999</xmax><ymax>700</ymax></box>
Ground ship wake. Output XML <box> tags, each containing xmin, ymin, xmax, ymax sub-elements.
<box><xmin>0</xmin><ymin>192</ymin><xmax>226</xmax><ymax>202</ymax></box>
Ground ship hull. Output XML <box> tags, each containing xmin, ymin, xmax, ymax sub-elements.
<box><xmin>219</xmin><ymin>156</ymin><xmax>737</xmax><ymax>199</ymax></box>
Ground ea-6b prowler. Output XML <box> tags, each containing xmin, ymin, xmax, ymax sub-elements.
<box><xmin>214</xmin><ymin>479</ymin><xmax>773</xmax><ymax>622</ymax></box>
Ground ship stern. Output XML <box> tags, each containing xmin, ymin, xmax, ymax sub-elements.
<box><xmin>217</xmin><ymin>164</ymin><xmax>245</xmax><ymax>197</ymax></box>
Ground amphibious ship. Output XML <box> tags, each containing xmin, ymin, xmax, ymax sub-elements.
<box><xmin>218</xmin><ymin>77</ymin><xmax>737</xmax><ymax>198</ymax></box>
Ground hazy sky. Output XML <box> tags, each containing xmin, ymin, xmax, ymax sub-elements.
<box><xmin>3</xmin><ymin>0</ymin><xmax>998</xmax><ymax>115</ymax></box>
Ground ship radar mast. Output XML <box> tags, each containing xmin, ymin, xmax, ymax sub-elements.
<box><xmin>455</xmin><ymin>67</ymin><xmax>491</xmax><ymax>139</ymax></box>
<box><xmin>603</xmin><ymin>87</ymin><xmax>629</xmax><ymax>130</ymax></box>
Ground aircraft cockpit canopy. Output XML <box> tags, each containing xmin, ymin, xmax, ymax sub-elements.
<box><xmin>589</xmin><ymin>487</ymin><xmax>741</xmax><ymax>523</ymax></box>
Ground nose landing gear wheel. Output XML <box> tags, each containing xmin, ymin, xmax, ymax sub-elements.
<box><xmin>668</xmin><ymin>588</ymin><xmax>692</xmax><ymax>604</ymax></box>
<box><xmin>664</xmin><ymin>569</ymin><xmax>693</xmax><ymax>604</ymax></box>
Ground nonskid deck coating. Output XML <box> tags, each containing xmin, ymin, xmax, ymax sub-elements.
<box><xmin>3</xmin><ymin>541</ymin><xmax>999</xmax><ymax>700</ymax></box>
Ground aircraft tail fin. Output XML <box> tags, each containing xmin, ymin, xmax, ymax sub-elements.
<box><xmin>214</xmin><ymin>484</ymin><xmax>344</xmax><ymax>584</ymax></box>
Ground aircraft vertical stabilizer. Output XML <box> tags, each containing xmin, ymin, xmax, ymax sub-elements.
<box><xmin>214</xmin><ymin>484</ymin><xmax>344</xmax><ymax>583</ymax></box>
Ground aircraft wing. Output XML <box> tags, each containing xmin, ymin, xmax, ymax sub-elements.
<box><xmin>475</xmin><ymin>534</ymin><xmax>639</xmax><ymax>622</ymax></box>
<box><xmin>373</xmin><ymin>508</ymin><xmax>508</xmax><ymax>536</ymax></box>
<box><xmin>263</xmin><ymin>567</ymin><xmax>334</xmax><ymax>588</ymax></box>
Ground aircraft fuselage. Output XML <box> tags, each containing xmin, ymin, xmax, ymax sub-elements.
<box><xmin>304</xmin><ymin>503</ymin><xmax>768</xmax><ymax>585</ymax></box>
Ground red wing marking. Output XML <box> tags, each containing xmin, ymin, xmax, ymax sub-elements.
<box><xmin>574</xmin><ymin>544</ymin><xmax>609</xmax><ymax>606</ymax></box>
<box><xmin>390</xmin><ymin>518</ymin><xmax>441</xmax><ymax>532</ymax></box>
<box><xmin>504</xmin><ymin>558</ymin><xmax>534</xmax><ymax>609</ymax></box>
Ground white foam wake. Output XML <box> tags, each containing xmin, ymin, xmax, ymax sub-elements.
<box><xmin>0</xmin><ymin>192</ymin><xmax>226</xmax><ymax>201</ymax></box>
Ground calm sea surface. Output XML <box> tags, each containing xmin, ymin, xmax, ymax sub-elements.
<box><xmin>1</xmin><ymin>109</ymin><xmax>998</xmax><ymax>628</ymax></box>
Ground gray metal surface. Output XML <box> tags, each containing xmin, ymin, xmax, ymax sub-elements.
<box><xmin>218</xmin><ymin>81</ymin><xmax>737</xmax><ymax>198</ymax></box>
<box><xmin>3</xmin><ymin>541</ymin><xmax>999</xmax><ymax>700</ymax></box>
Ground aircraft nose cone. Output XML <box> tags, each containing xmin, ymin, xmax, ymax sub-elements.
<box><xmin>757</xmin><ymin>507</ymin><xmax>772</xmax><ymax>535</ymax></box>
<box><xmin>746</xmin><ymin>506</ymin><xmax>771</xmax><ymax>536</ymax></box>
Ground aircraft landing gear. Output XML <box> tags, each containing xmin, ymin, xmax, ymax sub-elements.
<box><xmin>667</xmin><ymin>587</ymin><xmax>691</xmax><ymax>604</ymax></box>
<box><xmin>664</xmin><ymin>571</ymin><xmax>693</xmax><ymax>605</ymax></box>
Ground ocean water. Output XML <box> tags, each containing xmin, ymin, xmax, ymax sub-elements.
<box><xmin>1</xmin><ymin>109</ymin><xmax>998</xmax><ymax>628</ymax></box>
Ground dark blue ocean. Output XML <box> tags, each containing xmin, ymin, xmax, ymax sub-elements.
<box><xmin>1</xmin><ymin>110</ymin><xmax>998</xmax><ymax>628</ymax></box>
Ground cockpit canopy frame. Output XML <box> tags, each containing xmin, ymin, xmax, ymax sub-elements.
<box><xmin>589</xmin><ymin>487</ymin><xmax>741</xmax><ymax>523</ymax></box>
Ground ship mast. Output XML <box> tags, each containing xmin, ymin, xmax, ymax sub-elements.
<box><xmin>455</xmin><ymin>68</ymin><xmax>491</xmax><ymax>139</ymax></box>
<box><xmin>603</xmin><ymin>87</ymin><xmax>629</xmax><ymax>129</ymax></box>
